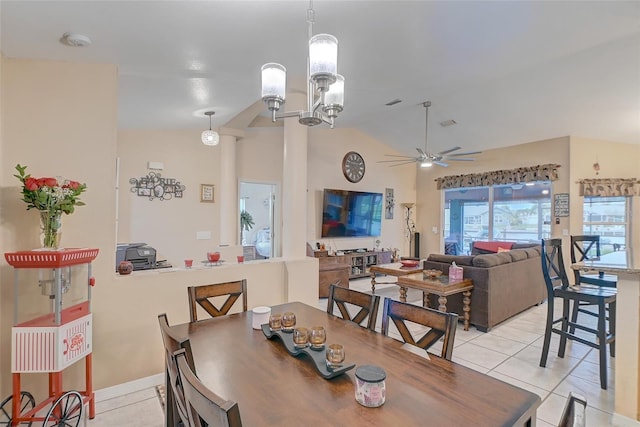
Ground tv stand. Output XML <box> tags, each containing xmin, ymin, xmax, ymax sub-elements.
<box><xmin>314</xmin><ymin>249</ymin><xmax>393</xmax><ymax>297</ymax></box>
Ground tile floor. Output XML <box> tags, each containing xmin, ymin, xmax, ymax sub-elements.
<box><xmin>86</xmin><ymin>278</ymin><xmax>616</xmax><ymax>427</ymax></box>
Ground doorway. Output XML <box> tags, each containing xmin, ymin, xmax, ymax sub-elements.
<box><xmin>239</xmin><ymin>181</ymin><xmax>278</xmax><ymax>260</ymax></box>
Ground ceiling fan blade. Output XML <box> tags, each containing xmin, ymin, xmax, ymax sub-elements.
<box><xmin>433</xmin><ymin>161</ymin><xmax>449</xmax><ymax>167</ymax></box>
<box><xmin>436</xmin><ymin>146</ymin><xmax>461</xmax><ymax>156</ymax></box>
<box><xmin>377</xmin><ymin>158</ymin><xmax>419</xmax><ymax>163</ymax></box>
<box><xmin>447</xmin><ymin>151</ymin><xmax>482</xmax><ymax>157</ymax></box>
<box><xmin>416</xmin><ymin>148</ymin><xmax>427</xmax><ymax>157</ymax></box>
<box><xmin>447</xmin><ymin>158</ymin><xmax>476</xmax><ymax>161</ymax></box>
<box><xmin>389</xmin><ymin>160</ymin><xmax>420</xmax><ymax>167</ymax></box>
<box><xmin>382</xmin><ymin>154</ymin><xmax>419</xmax><ymax>159</ymax></box>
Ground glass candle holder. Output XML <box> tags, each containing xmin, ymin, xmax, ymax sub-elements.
<box><xmin>326</xmin><ymin>343</ymin><xmax>345</xmax><ymax>369</ymax></box>
<box><xmin>269</xmin><ymin>314</ymin><xmax>282</xmax><ymax>331</ymax></box>
<box><xmin>281</xmin><ymin>312</ymin><xmax>296</xmax><ymax>332</ymax></box>
<box><xmin>309</xmin><ymin>326</ymin><xmax>326</xmax><ymax>350</ymax></box>
<box><xmin>293</xmin><ymin>327</ymin><xmax>309</xmax><ymax>348</ymax></box>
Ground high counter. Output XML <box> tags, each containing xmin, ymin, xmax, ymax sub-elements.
<box><xmin>572</xmin><ymin>250</ymin><xmax>640</xmax><ymax>424</ymax></box>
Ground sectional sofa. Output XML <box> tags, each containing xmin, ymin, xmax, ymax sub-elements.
<box><xmin>422</xmin><ymin>243</ymin><xmax>546</xmax><ymax>331</ymax></box>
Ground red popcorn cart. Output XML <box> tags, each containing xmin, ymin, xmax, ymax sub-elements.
<box><xmin>2</xmin><ymin>248</ymin><xmax>98</xmax><ymax>426</ymax></box>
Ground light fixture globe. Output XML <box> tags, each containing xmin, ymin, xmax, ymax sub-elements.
<box><xmin>201</xmin><ymin>129</ymin><xmax>219</xmax><ymax>146</ymax></box>
<box><xmin>420</xmin><ymin>160</ymin><xmax>433</xmax><ymax>168</ymax></box>
<box><xmin>201</xmin><ymin>111</ymin><xmax>219</xmax><ymax>146</ymax></box>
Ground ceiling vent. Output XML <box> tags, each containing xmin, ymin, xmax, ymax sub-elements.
<box><xmin>60</xmin><ymin>32</ymin><xmax>92</xmax><ymax>47</ymax></box>
<box><xmin>439</xmin><ymin>119</ymin><xmax>457</xmax><ymax>127</ymax></box>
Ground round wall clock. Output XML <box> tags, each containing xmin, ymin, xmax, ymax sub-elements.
<box><xmin>342</xmin><ymin>151</ymin><xmax>365</xmax><ymax>183</ymax></box>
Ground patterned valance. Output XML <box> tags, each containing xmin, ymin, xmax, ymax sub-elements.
<box><xmin>578</xmin><ymin>178</ymin><xmax>638</xmax><ymax>197</ymax></box>
<box><xmin>435</xmin><ymin>164</ymin><xmax>560</xmax><ymax>190</ymax></box>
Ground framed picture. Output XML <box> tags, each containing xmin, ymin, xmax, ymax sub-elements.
<box><xmin>200</xmin><ymin>184</ymin><xmax>215</xmax><ymax>203</ymax></box>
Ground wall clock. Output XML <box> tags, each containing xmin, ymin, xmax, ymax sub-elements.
<box><xmin>342</xmin><ymin>151</ymin><xmax>365</xmax><ymax>183</ymax></box>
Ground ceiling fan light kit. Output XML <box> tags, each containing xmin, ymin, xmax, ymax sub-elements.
<box><xmin>260</xmin><ymin>1</ymin><xmax>344</xmax><ymax>128</ymax></box>
<box><xmin>380</xmin><ymin>101</ymin><xmax>482</xmax><ymax>168</ymax></box>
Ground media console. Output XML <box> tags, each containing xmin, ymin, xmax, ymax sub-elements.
<box><xmin>315</xmin><ymin>249</ymin><xmax>394</xmax><ymax>297</ymax></box>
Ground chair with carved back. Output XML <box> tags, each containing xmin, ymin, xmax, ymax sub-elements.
<box><xmin>540</xmin><ymin>238</ymin><xmax>616</xmax><ymax>389</ymax></box>
<box><xmin>175</xmin><ymin>348</ymin><xmax>243</xmax><ymax>427</ymax></box>
<box><xmin>326</xmin><ymin>284</ymin><xmax>381</xmax><ymax>331</ymax></box>
<box><xmin>380</xmin><ymin>298</ymin><xmax>458</xmax><ymax>360</ymax></box>
<box><xmin>188</xmin><ymin>279</ymin><xmax>247</xmax><ymax>322</ymax></box>
<box><xmin>557</xmin><ymin>392</ymin><xmax>587</xmax><ymax>427</ymax></box>
<box><xmin>158</xmin><ymin>313</ymin><xmax>196</xmax><ymax>427</ymax></box>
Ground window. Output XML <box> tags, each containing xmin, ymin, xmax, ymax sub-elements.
<box><xmin>444</xmin><ymin>182</ymin><xmax>551</xmax><ymax>254</ymax></box>
<box><xmin>583</xmin><ymin>196</ymin><xmax>629</xmax><ymax>254</ymax></box>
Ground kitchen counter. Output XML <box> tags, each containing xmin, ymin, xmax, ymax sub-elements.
<box><xmin>571</xmin><ymin>250</ymin><xmax>640</xmax><ymax>424</ymax></box>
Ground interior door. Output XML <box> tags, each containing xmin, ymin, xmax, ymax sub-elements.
<box><xmin>239</xmin><ymin>181</ymin><xmax>277</xmax><ymax>260</ymax></box>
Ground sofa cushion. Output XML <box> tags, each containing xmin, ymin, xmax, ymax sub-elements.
<box><xmin>508</xmin><ymin>249</ymin><xmax>529</xmax><ymax>262</ymax></box>
<box><xmin>473</xmin><ymin>241</ymin><xmax>515</xmax><ymax>253</ymax></box>
<box><xmin>472</xmin><ymin>252</ymin><xmax>512</xmax><ymax>267</ymax></box>
<box><xmin>523</xmin><ymin>247</ymin><xmax>541</xmax><ymax>258</ymax></box>
<box><xmin>426</xmin><ymin>254</ymin><xmax>475</xmax><ymax>266</ymax></box>
<box><xmin>512</xmin><ymin>243</ymin><xmax>540</xmax><ymax>249</ymax></box>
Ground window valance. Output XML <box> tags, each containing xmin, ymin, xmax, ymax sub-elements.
<box><xmin>578</xmin><ymin>178</ymin><xmax>638</xmax><ymax>197</ymax></box>
<box><xmin>435</xmin><ymin>163</ymin><xmax>560</xmax><ymax>190</ymax></box>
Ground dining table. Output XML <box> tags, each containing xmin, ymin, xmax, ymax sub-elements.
<box><xmin>169</xmin><ymin>301</ymin><xmax>540</xmax><ymax>426</ymax></box>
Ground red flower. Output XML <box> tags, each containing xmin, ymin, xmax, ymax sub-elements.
<box><xmin>67</xmin><ymin>180</ymin><xmax>81</xmax><ymax>190</ymax></box>
<box><xmin>41</xmin><ymin>177</ymin><xmax>58</xmax><ymax>187</ymax></box>
<box><xmin>25</xmin><ymin>177</ymin><xmax>39</xmax><ymax>191</ymax></box>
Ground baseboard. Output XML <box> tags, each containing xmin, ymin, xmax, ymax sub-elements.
<box><xmin>94</xmin><ymin>373</ymin><xmax>164</xmax><ymax>402</ymax></box>
<box><xmin>612</xmin><ymin>412</ymin><xmax>640</xmax><ymax>427</ymax></box>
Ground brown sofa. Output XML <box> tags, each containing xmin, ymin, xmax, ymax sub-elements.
<box><xmin>423</xmin><ymin>245</ymin><xmax>546</xmax><ymax>331</ymax></box>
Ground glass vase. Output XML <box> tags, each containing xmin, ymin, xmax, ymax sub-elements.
<box><xmin>39</xmin><ymin>210</ymin><xmax>62</xmax><ymax>249</ymax></box>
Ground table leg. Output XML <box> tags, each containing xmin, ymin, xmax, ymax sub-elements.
<box><xmin>438</xmin><ymin>295</ymin><xmax>448</xmax><ymax>313</ymax></box>
<box><xmin>399</xmin><ymin>287</ymin><xmax>408</xmax><ymax>303</ymax></box>
<box><xmin>370</xmin><ymin>272</ymin><xmax>376</xmax><ymax>294</ymax></box>
<box><xmin>422</xmin><ymin>292</ymin><xmax>430</xmax><ymax>308</ymax></box>
<box><xmin>462</xmin><ymin>290</ymin><xmax>472</xmax><ymax>331</ymax></box>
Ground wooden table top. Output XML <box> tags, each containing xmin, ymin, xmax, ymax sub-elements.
<box><xmin>369</xmin><ymin>262</ymin><xmax>422</xmax><ymax>276</ymax></box>
<box><xmin>170</xmin><ymin>302</ymin><xmax>539</xmax><ymax>426</ymax></box>
<box><xmin>398</xmin><ymin>273</ymin><xmax>474</xmax><ymax>296</ymax></box>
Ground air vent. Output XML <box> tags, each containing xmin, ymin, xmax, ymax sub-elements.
<box><xmin>385</xmin><ymin>99</ymin><xmax>402</xmax><ymax>106</ymax></box>
<box><xmin>440</xmin><ymin>119</ymin><xmax>457</xmax><ymax>127</ymax></box>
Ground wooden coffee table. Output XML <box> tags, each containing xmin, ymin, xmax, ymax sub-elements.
<box><xmin>397</xmin><ymin>273</ymin><xmax>474</xmax><ymax>330</ymax></box>
<box><xmin>369</xmin><ymin>262</ymin><xmax>422</xmax><ymax>294</ymax></box>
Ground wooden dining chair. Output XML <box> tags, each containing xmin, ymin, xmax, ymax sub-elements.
<box><xmin>540</xmin><ymin>238</ymin><xmax>616</xmax><ymax>389</ymax></box>
<box><xmin>175</xmin><ymin>348</ymin><xmax>243</xmax><ymax>427</ymax></box>
<box><xmin>558</xmin><ymin>392</ymin><xmax>587</xmax><ymax>427</ymax></box>
<box><xmin>188</xmin><ymin>279</ymin><xmax>247</xmax><ymax>322</ymax></box>
<box><xmin>158</xmin><ymin>313</ymin><xmax>195</xmax><ymax>427</ymax></box>
<box><xmin>326</xmin><ymin>284</ymin><xmax>381</xmax><ymax>331</ymax></box>
<box><xmin>381</xmin><ymin>298</ymin><xmax>458</xmax><ymax>360</ymax></box>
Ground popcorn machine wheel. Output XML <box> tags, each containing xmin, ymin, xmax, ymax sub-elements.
<box><xmin>2</xmin><ymin>248</ymin><xmax>98</xmax><ymax>427</ymax></box>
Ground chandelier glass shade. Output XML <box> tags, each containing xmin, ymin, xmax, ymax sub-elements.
<box><xmin>260</xmin><ymin>3</ymin><xmax>344</xmax><ymax>128</ymax></box>
<box><xmin>201</xmin><ymin>111</ymin><xmax>219</xmax><ymax>146</ymax></box>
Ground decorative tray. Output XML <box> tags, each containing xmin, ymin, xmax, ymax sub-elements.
<box><xmin>261</xmin><ymin>324</ymin><xmax>355</xmax><ymax>379</ymax></box>
<box><xmin>201</xmin><ymin>260</ymin><xmax>225</xmax><ymax>267</ymax></box>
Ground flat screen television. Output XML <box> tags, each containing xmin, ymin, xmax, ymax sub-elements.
<box><xmin>321</xmin><ymin>189</ymin><xmax>383</xmax><ymax>238</ymax></box>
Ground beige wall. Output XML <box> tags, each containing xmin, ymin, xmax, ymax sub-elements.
<box><xmin>117</xmin><ymin>129</ymin><xmax>222</xmax><ymax>264</ymax></box>
<box><xmin>307</xmin><ymin>128</ymin><xmax>417</xmax><ymax>255</ymax></box>
<box><xmin>417</xmin><ymin>137</ymin><xmax>571</xmax><ymax>257</ymax></box>
<box><xmin>1</xmin><ymin>58</ymin><xmax>118</xmax><ymax>399</ymax></box>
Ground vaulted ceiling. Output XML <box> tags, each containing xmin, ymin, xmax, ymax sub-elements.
<box><xmin>2</xmin><ymin>1</ymin><xmax>639</xmax><ymax>156</ymax></box>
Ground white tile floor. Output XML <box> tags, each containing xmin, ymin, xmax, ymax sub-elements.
<box><xmin>87</xmin><ymin>278</ymin><xmax>616</xmax><ymax>427</ymax></box>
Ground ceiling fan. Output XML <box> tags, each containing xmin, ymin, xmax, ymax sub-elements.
<box><xmin>379</xmin><ymin>101</ymin><xmax>481</xmax><ymax>168</ymax></box>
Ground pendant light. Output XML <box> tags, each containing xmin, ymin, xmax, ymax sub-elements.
<box><xmin>201</xmin><ymin>111</ymin><xmax>219</xmax><ymax>146</ymax></box>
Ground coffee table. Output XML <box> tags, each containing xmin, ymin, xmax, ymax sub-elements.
<box><xmin>369</xmin><ymin>262</ymin><xmax>422</xmax><ymax>294</ymax></box>
<box><xmin>397</xmin><ymin>273</ymin><xmax>474</xmax><ymax>330</ymax></box>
